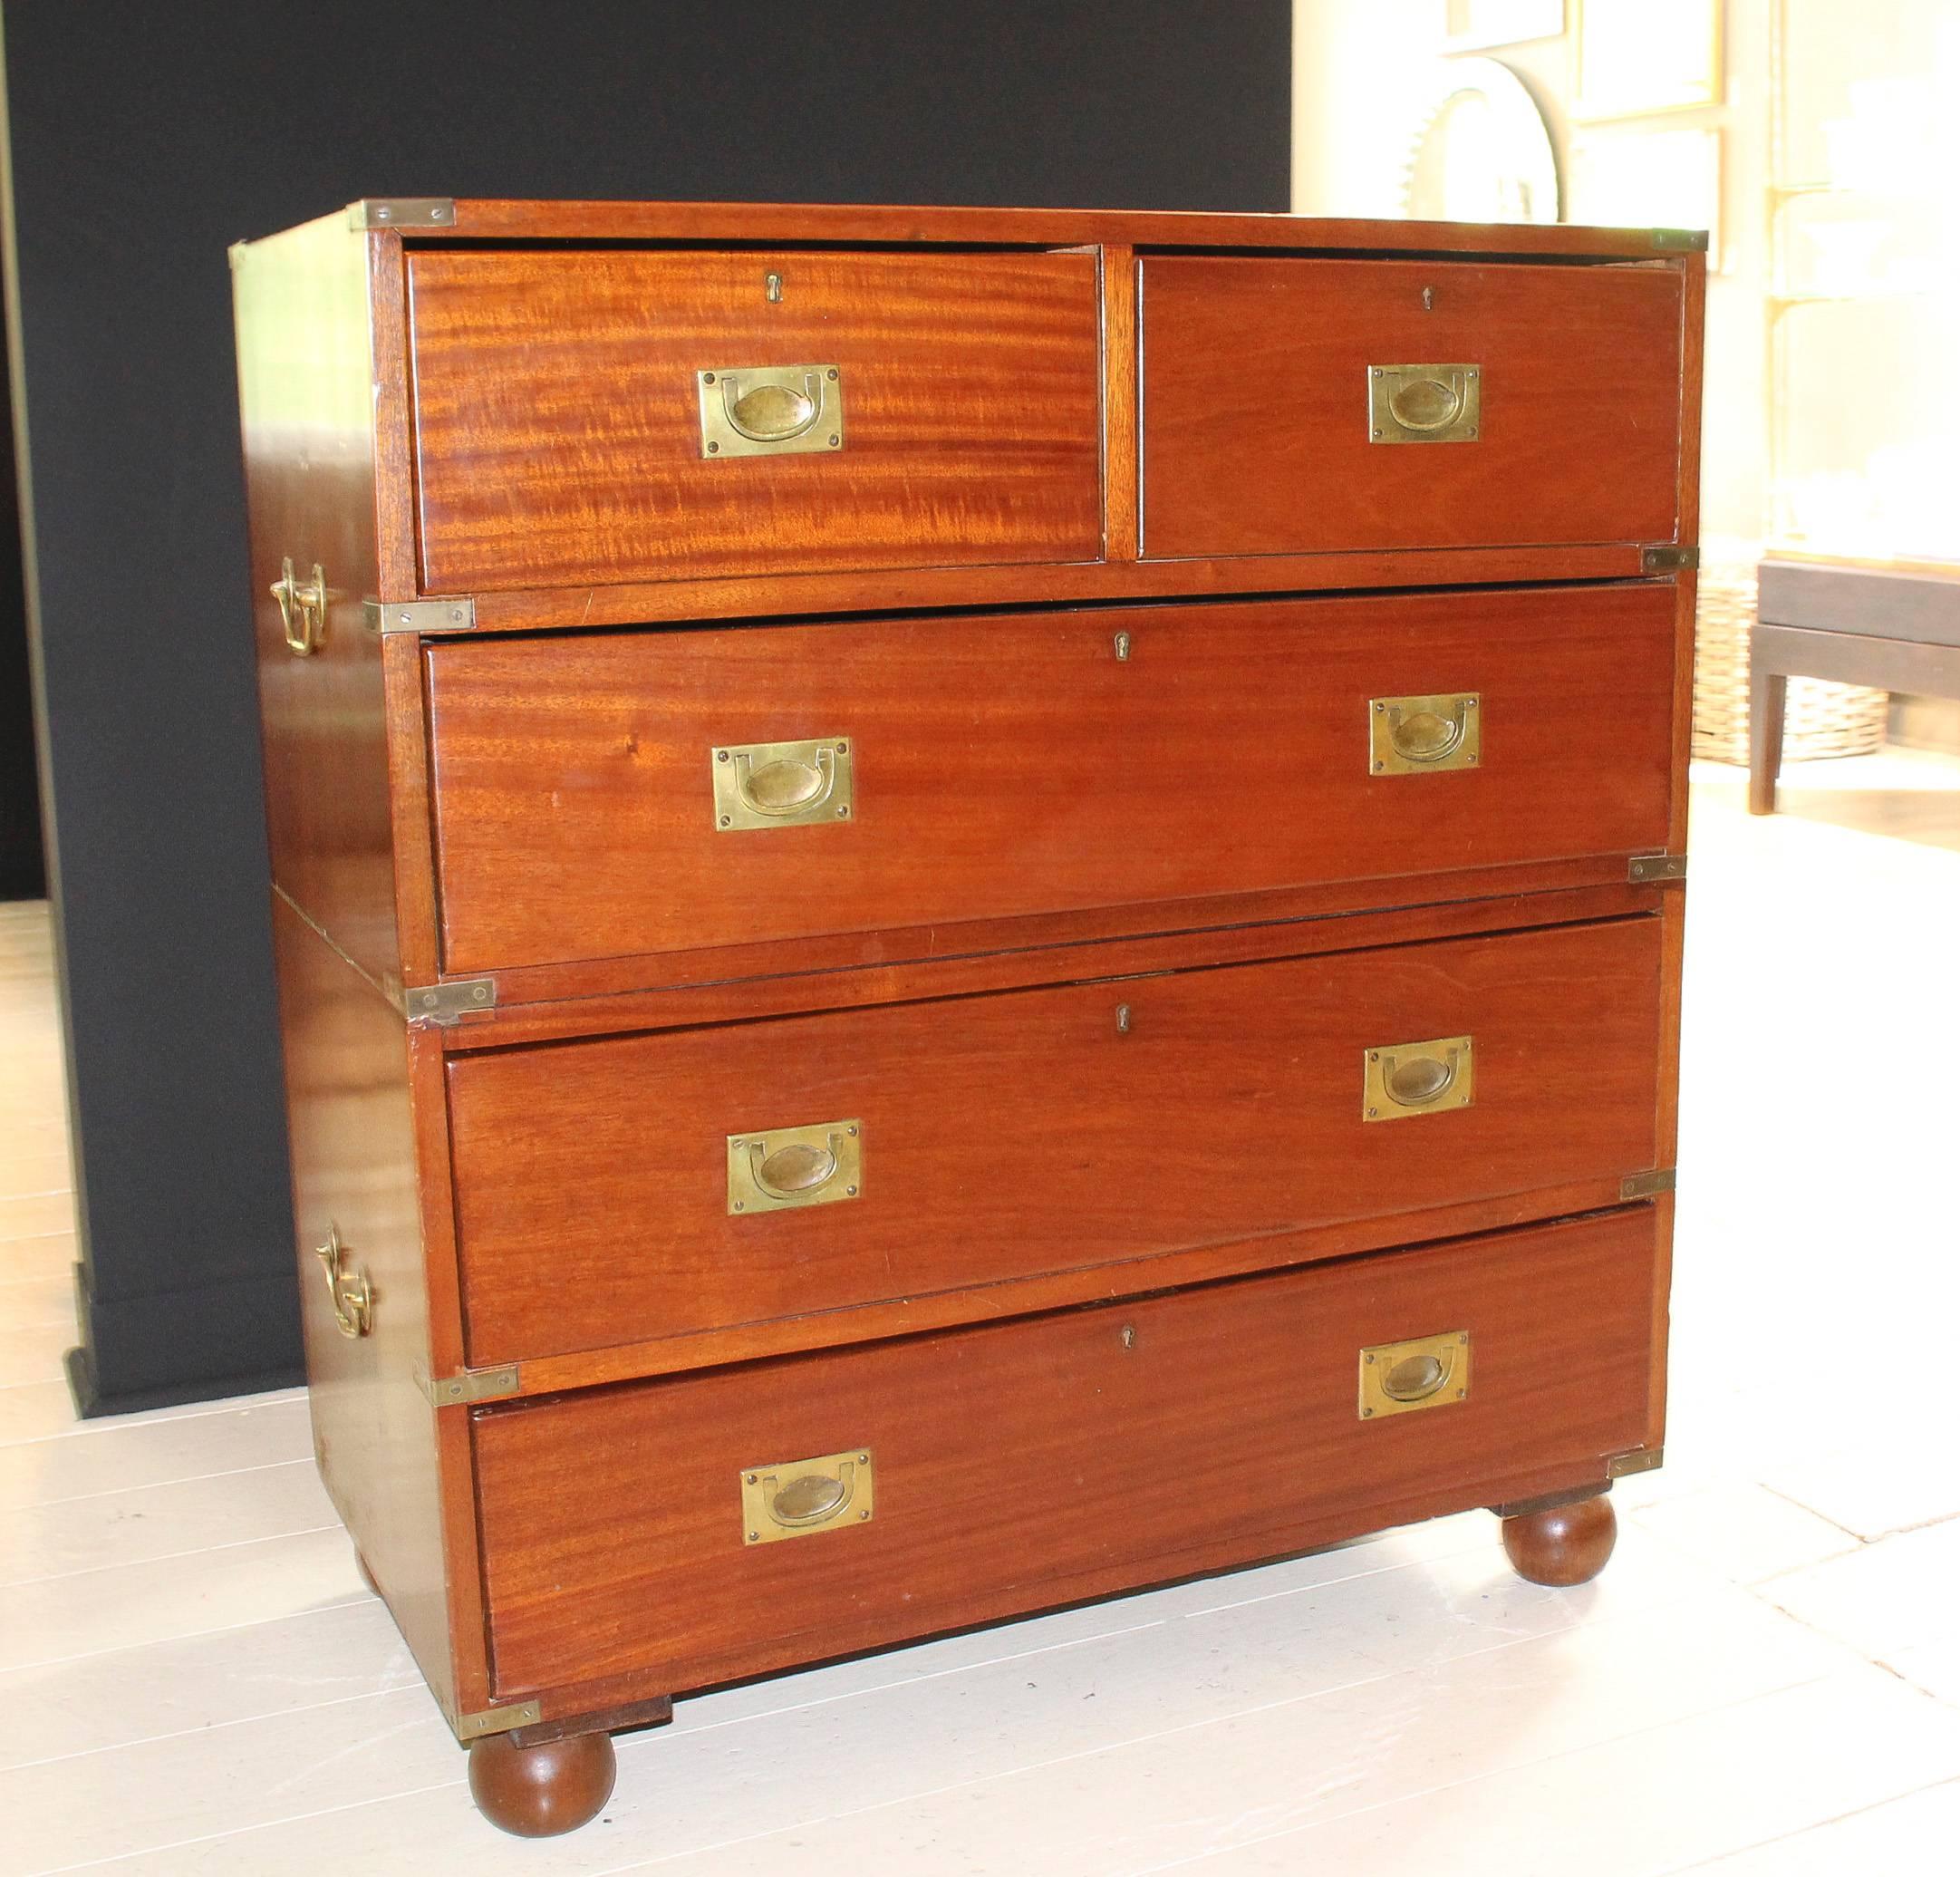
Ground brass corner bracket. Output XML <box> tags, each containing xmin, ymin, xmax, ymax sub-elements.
<box><xmin>454</xmin><ymin>1700</ymin><xmax>543</xmax><ymax>1742</ymax></box>
<box><xmin>348</xmin><ymin>198</ymin><xmax>456</xmax><ymax>231</ymax></box>
<box><xmin>412</xmin><ymin>1360</ymin><xmax>521</xmax><ymax>1407</ymax></box>
<box><xmin>1627</xmin><ymin>853</ymin><xmax>1687</xmax><ymax>884</ymax></box>
<box><xmin>1642</xmin><ymin>544</ymin><xmax>1701</xmax><ymax>573</ymax></box>
<box><xmin>1608</xmin><ymin>1446</ymin><xmax>1665</xmax><ymax>1479</ymax></box>
<box><xmin>1620</xmin><ymin>1167</ymin><xmax>1677</xmax><ymax>1201</ymax></box>
<box><xmin>363</xmin><ymin>597</ymin><xmax>477</xmax><ymax>634</ymax></box>
<box><xmin>402</xmin><ymin>979</ymin><xmax>496</xmax><ymax>1027</ymax></box>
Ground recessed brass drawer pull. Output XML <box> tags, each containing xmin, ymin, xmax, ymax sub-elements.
<box><xmin>1359</xmin><ymin>1331</ymin><xmax>1471</xmax><ymax>1418</ymax></box>
<box><xmin>1368</xmin><ymin>363</ymin><xmax>1481</xmax><ymax>443</ymax></box>
<box><xmin>1364</xmin><ymin>1034</ymin><xmax>1474</xmax><ymax>1120</ymax></box>
<box><xmin>313</xmin><ymin>1223</ymin><xmax>372</xmax><ymax>1338</ymax></box>
<box><xmin>1369</xmin><ymin>692</ymin><xmax>1480</xmax><ymax>775</ymax></box>
<box><xmin>740</xmin><ymin>1447</ymin><xmax>874</xmax><ymax>1543</ymax></box>
<box><xmin>712</xmin><ymin>738</ymin><xmax>854</xmax><ymax>830</ymax></box>
<box><xmin>728</xmin><ymin>1118</ymin><xmax>863</xmax><ymax>1214</ymax></box>
<box><xmin>698</xmin><ymin>363</ymin><xmax>844</xmax><ymax>458</ymax></box>
<box><xmin>272</xmin><ymin>556</ymin><xmax>328</xmax><ymax>656</ymax></box>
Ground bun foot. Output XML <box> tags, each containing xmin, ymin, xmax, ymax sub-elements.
<box><xmin>1501</xmin><ymin>1492</ymin><xmax>1617</xmax><ymax>1586</ymax></box>
<box><xmin>468</xmin><ymin>1728</ymin><xmax>616</xmax><ymax>1837</ymax></box>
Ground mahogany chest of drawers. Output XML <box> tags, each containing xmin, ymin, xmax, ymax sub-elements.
<box><xmin>231</xmin><ymin>198</ymin><xmax>1701</xmax><ymax>1837</ymax></box>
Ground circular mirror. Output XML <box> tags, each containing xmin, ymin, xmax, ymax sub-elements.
<box><xmin>1401</xmin><ymin>59</ymin><xmax>1560</xmax><ymax>225</ymax></box>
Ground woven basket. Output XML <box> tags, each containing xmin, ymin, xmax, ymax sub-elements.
<box><xmin>1691</xmin><ymin>560</ymin><xmax>1888</xmax><ymax>766</ymax></box>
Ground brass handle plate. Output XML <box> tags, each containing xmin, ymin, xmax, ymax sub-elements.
<box><xmin>712</xmin><ymin>738</ymin><xmax>854</xmax><ymax>831</ymax></box>
<box><xmin>1359</xmin><ymin>1331</ymin><xmax>1471</xmax><ymax>1418</ymax></box>
<box><xmin>728</xmin><ymin>1118</ymin><xmax>863</xmax><ymax>1214</ymax></box>
<box><xmin>1364</xmin><ymin>1035</ymin><xmax>1474</xmax><ymax>1120</ymax></box>
<box><xmin>272</xmin><ymin>556</ymin><xmax>328</xmax><ymax>656</ymax></box>
<box><xmin>698</xmin><ymin>364</ymin><xmax>844</xmax><ymax>458</ymax></box>
<box><xmin>313</xmin><ymin>1224</ymin><xmax>372</xmax><ymax>1339</ymax></box>
<box><xmin>1368</xmin><ymin>363</ymin><xmax>1481</xmax><ymax>443</ymax></box>
<box><xmin>1370</xmin><ymin>692</ymin><xmax>1480</xmax><ymax>775</ymax></box>
<box><xmin>741</xmin><ymin>1448</ymin><xmax>874</xmax><ymax>1543</ymax></box>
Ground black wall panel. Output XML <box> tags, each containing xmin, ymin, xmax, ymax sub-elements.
<box><xmin>0</xmin><ymin>1</ymin><xmax>1290</xmax><ymax>1411</ymax></box>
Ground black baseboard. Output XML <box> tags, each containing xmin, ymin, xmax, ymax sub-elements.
<box><xmin>63</xmin><ymin>1340</ymin><xmax>306</xmax><ymax>1418</ymax></box>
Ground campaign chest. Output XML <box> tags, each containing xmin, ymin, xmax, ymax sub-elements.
<box><xmin>231</xmin><ymin>198</ymin><xmax>1701</xmax><ymax>1836</ymax></box>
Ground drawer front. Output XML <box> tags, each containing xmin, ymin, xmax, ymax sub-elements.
<box><xmin>473</xmin><ymin>1207</ymin><xmax>1656</xmax><ymax>1697</ymax></box>
<box><xmin>448</xmin><ymin>917</ymin><xmax>1663</xmax><ymax>1365</ymax></box>
<box><xmin>425</xmin><ymin>584</ymin><xmax>1675</xmax><ymax>974</ymax></box>
<box><xmin>1140</xmin><ymin>257</ymin><xmax>1682</xmax><ymax>558</ymax></box>
<box><xmin>407</xmin><ymin>249</ymin><xmax>1104</xmax><ymax>593</ymax></box>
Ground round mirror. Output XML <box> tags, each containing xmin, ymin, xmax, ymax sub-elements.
<box><xmin>1401</xmin><ymin>59</ymin><xmax>1560</xmax><ymax>225</ymax></box>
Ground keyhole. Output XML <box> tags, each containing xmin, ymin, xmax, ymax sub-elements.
<box><xmin>766</xmin><ymin>272</ymin><xmax>783</xmax><ymax>303</ymax></box>
<box><xmin>1422</xmin><ymin>285</ymin><xmax>1435</xmax><ymax>312</ymax></box>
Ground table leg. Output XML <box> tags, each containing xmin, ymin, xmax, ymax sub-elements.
<box><xmin>1748</xmin><ymin>667</ymin><xmax>1787</xmax><ymax>816</ymax></box>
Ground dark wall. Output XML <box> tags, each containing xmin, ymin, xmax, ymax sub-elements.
<box><xmin>2</xmin><ymin>1</ymin><xmax>1290</xmax><ymax>1413</ymax></box>
<box><xmin>0</xmin><ymin>326</ymin><xmax>38</xmax><ymax>900</ymax></box>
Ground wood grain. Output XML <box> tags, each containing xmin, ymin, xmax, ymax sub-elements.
<box><xmin>268</xmin><ymin>895</ymin><xmax>458</xmax><ymax>1720</ymax></box>
<box><xmin>472</xmin><ymin>1206</ymin><xmax>1656</xmax><ymax>1698</ymax></box>
<box><xmin>424</xmin><ymin>583</ymin><xmax>1676</xmax><ymax>976</ymax></box>
<box><xmin>448</xmin><ymin>917</ymin><xmax>1664</xmax><ymax>1367</ymax></box>
<box><xmin>1101</xmin><ymin>247</ymin><xmax>1139</xmax><ymax>559</ymax></box>
<box><xmin>406</xmin><ymin>249</ymin><xmax>1103</xmax><ymax>594</ymax></box>
<box><xmin>233</xmin><ymin>210</ymin><xmax>399</xmax><ymax>986</ymax></box>
<box><xmin>459</xmin><ymin>543</ymin><xmax>1650</xmax><ymax>634</ymax></box>
<box><xmin>427</xmin><ymin>198</ymin><xmax>1698</xmax><ymax>261</ymax></box>
<box><xmin>1140</xmin><ymin>256</ymin><xmax>1682</xmax><ymax>558</ymax></box>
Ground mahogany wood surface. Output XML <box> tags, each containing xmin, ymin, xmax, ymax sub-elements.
<box><xmin>234</xmin><ymin>211</ymin><xmax>400</xmax><ymax>988</ymax></box>
<box><xmin>269</xmin><ymin>895</ymin><xmax>459</xmax><ymax>1720</ymax></box>
<box><xmin>472</xmin><ymin>1207</ymin><xmax>1655</xmax><ymax>1698</ymax></box>
<box><xmin>424</xmin><ymin>584</ymin><xmax>1675</xmax><ymax>976</ymax></box>
<box><xmin>442</xmin><ymin>875</ymin><xmax>1664</xmax><ymax>1049</ymax></box>
<box><xmin>1501</xmin><ymin>1493</ymin><xmax>1618</xmax><ymax>1586</ymax></box>
<box><xmin>457</xmin><ymin>544</ymin><xmax>1655</xmax><ymax>633</ymax></box>
<box><xmin>423</xmin><ymin>198</ymin><xmax>1698</xmax><ymax>260</ymax></box>
<box><xmin>1140</xmin><ymin>257</ymin><xmax>1682</xmax><ymax>559</ymax></box>
<box><xmin>406</xmin><ymin>249</ymin><xmax>1103</xmax><ymax>594</ymax></box>
<box><xmin>448</xmin><ymin>917</ymin><xmax>1663</xmax><ymax>1367</ymax></box>
<box><xmin>1102</xmin><ymin>247</ymin><xmax>1140</xmax><ymax>559</ymax></box>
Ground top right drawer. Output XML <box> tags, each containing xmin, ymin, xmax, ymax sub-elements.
<box><xmin>1139</xmin><ymin>257</ymin><xmax>1684</xmax><ymax>559</ymax></box>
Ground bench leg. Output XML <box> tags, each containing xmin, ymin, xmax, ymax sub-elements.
<box><xmin>1748</xmin><ymin>668</ymin><xmax>1787</xmax><ymax>816</ymax></box>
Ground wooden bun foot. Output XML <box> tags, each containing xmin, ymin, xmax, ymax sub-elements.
<box><xmin>468</xmin><ymin>1729</ymin><xmax>616</xmax><ymax>1837</ymax></box>
<box><xmin>1501</xmin><ymin>1492</ymin><xmax>1617</xmax><ymax>1587</ymax></box>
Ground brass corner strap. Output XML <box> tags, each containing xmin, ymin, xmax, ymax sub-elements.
<box><xmin>1620</xmin><ymin>1167</ymin><xmax>1677</xmax><ymax>1201</ymax></box>
<box><xmin>1608</xmin><ymin>1446</ymin><xmax>1665</xmax><ymax>1478</ymax></box>
<box><xmin>401</xmin><ymin>979</ymin><xmax>497</xmax><ymax>1027</ymax></box>
<box><xmin>1642</xmin><ymin>544</ymin><xmax>1701</xmax><ymax>573</ymax></box>
<box><xmin>1628</xmin><ymin>852</ymin><xmax>1687</xmax><ymax>884</ymax></box>
<box><xmin>454</xmin><ymin>1700</ymin><xmax>543</xmax><ymax>1743</ymax></box>
<box><xmin>1649</xmin><ymin>227</ymin><xmax>1709</xmax><ymax>252</ymax></box>
<box><xmin>363</xmin><ymin>597</ymin><xmax>477</xmax><ymax>634</ymax></box>
<box><xmin>348</xmin><ymin>198</ymin><xmax>456</xmax><ymax>231</ymax></box>
<box><xmin>412</xmin><ymin>1360</ymin><xmax>521</xmax><ymax>1407</ymax></box>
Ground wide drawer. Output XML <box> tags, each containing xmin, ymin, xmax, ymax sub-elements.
<box><xmin>1140</xmin><ymin>256</ymin><xmax>1683</xmax><ymax>558</ymax></box>
<box><xmin>472</xmin><ymin>1206</ymin><xmax>1657</xmax><ymax>1698</ymax></box>
<box><xmin>447</xmin><ymin>916</ymin><xmax>1664</xmax><ymax>1366</ymax></box>
<box><xmin>406</xmin><ymin>248</ymin><xmax>1104</xmax><ymax>594</ymax></box>
<box><xmin>424</xmin><ymin>583</ymin><xmax>1675</xmax><ymax>975</ymax></box>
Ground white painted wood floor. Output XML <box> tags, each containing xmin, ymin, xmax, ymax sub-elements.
<box><xmin>5</xmin><ymin>753</ymin><xmax>1960</xmax><ymax>1875</ymax></box>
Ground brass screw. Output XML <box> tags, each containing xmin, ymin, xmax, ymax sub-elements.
<box><xmin>828</xmin><ymin>435</ymin><xmax>841</xmax><ymax>447</ymax></box>
<box><xmin>703</xmin><ymin>372</ymin><xmax>717</xmax><ymax>383</ymax></box>
<box><xmin>857</xmin><ymin>1454</ymin><xmax>869</xmax><ymax>1464</ymax></box>
<box><xmin>1367</xmin><ymin>1107</ymin><xmax>1379</xmax><ymax>1117</ymax></box>
<box><xmin>827</xmin><ymin>368</ymin><xmax>839</xmax><ymax>381</ymax></box>
<box><xmin>845</xmin><ymin>1185</ymin><xmax>858</xmax><ymax>1196</ymax></box>
<box><xmin>747</xmin><ymin>1531</ymin><xmax>759</xmax><ymax>1543</ymax></box>
<box><xmin>836</xmin><ymin>741</ymin><xmax>848</xmax><ymax>753</ymax></box>
<box><xmin>858</xmin><ymin>1510</ymin><xmax>871</xmax><ymax>1520</ymax></box>
<box><xmin>707</xmin><ymin>440</ymin><xmax>720</xmax><ymax>454</ymax></box>
<box><xmin>717</xmin><ymin>749</ymin><xmax>729</xmax><ymax>761</ymax></box>
<box><xmin>719</xmin><ymin>814</ymin><xmax>731</xmax><ymax>827</ymax></box>
<box><xmin>1372</xmin><ymin>368</ymin><xmax>1384</xmax><ymax>377</ymax></box>
<box><xmin>1373</xmin><ymin>760</ymin><xmax>1386</xmax><ymax>772</ymax></box>
<box><xmin>1455</xmin><ymin>1388</ymin><xmax>1467</xmax><ymax>1399</ymax></box>
<box><xmin>1368</xmin><ymin>1050</ymin><xmax>1380</xmax><ymax>1062</ymax></box>
<box><xmin>732</xmin><ymin>1199</ymin><xmax>745</xmax><ymax>1211</ymax></box>
<box><xmin>1362</xmin><ymin>1406</ymin><xmax>1375</xmax><ymax>1417</ymax></box>
<box><xmin>1372</xmin><ymin>429</ymin><xmax>1385</xmax><ymax>440</ymax></box>
<box><xmin>837</xmin><ymin>805</ymin><xmax>850</xmax><ymax>818</ymax></box>
<box><xmin>846</xmin><ymin>1126</ymin><xmax>858</xmax><ymax>1137</ymax></box>
<box><xmin>747</xmin><ymin>1473</ymin><xmax>758</xmax><ymax>1485</ymax></box>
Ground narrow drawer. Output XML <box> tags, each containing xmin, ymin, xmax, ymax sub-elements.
<box><xmin>473</xmin><ymin>1207</ymin><xmax>1656</xmax><ymax>1698</ymax></box>
<box><xmin>406</xmin><ymin>248</ymin><xmax>1104</xmax><ymax>593</ymax></box>
<box><xmin>447</xmin><ymin>917</ymin><xmax>1663</xmax><ymax>1366</ymax></box>
<box><xmin>424</xmin><ymin>583</ymin><xmax>1675</xmax><ymax>975</ymax></box>
<box><xmin>1140</xmin><ymin>256</ymin><xmax>1683</xmax><ymax>558</ymax></box>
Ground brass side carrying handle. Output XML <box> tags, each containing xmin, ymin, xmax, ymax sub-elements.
<box><xmin>1364</xmin><ymin>1034</ymin><xmax>1475</xmax><ymax>1120</ymax></box>
<box><xmin>741</xmin><ymin>1447</ymin><xmax>876</xmax><ymax>1543</ymax></box>
<box><xmin>313</xmin><ymin>1224</ymin><xmax>372</xmax><ymax>1339</ymax></box>
<box><xmin>698</xmin><ymin>363</ymin><xmax>844</xmax><ymax>458</ymax></box>
<box><xmin>272</xmin><ymin>557</ymin><xmax>328</xmax><ymax>656</ymax></box>
<box><xmin>1369</xmin><ymin>692</ymin><xmax>1481</xmax><ymax>775</ymax></box>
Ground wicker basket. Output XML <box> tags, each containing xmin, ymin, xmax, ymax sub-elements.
<box><xmin>1691</xmin><ymin>559</ymin><xmax>1888</xmax><ymax>765</ymax></box>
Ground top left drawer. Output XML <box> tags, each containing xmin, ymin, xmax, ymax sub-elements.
<box><xmin>405</xmin><ymin>249</ymin><xmax>1106</xmax><ymax>594</ymax></box>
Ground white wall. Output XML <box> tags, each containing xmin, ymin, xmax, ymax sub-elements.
<box><xmin>1290</xmin><ymin>0</ymin><xmax>1770</xmax><ymax>547</ymax></box>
